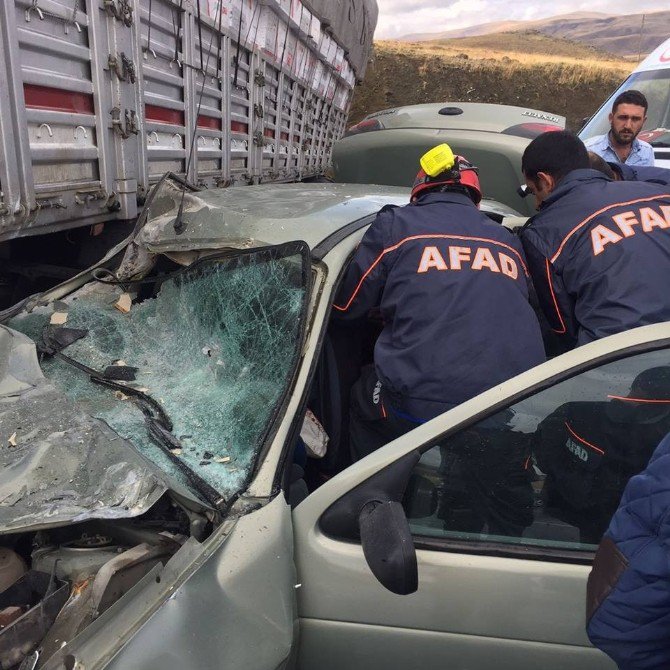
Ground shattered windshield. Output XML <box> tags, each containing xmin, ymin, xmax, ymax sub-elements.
<box><xmin>580</xmin><ymin>68</ymin><xmax>670</xmax><ymax>147</ymax></box>
<box><xmin>10</xmin><ymin>245</ymin><xmax>308</xmax><ymax>503</ymax></box>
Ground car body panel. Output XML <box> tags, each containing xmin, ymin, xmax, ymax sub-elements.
<box><xmin>333</xmin><ymin>103</ymin><xmax>567</xmax><ymax>216</ymax></box>
<box><xmin>357</xmin><ymin>102</ymin><xmax>564</xmax><ymax>132</ymax></box>
<box><xmin>101</xmin><ymin>495</ymin><xmax>296</xmax><ymax>670</ymax></box>
<box><xmin>0</xmin><ymin>325</ymin><xmax>167</xmax><ymax>533</ymax></box>
<box><xmin>138</xmin><ymin>182</ymin><xmax>412</xmax><ymax>253</ymax></box>
<box><xmin>41</xmin><ymin>494</ymin><xmax>296</xmax><ymax>670</ymax></box>
<box><xmin>292</xmin><ymin>323</ymin><xmax>670</xmax><ymax>669</ymax></box>
<box><xmin>298</xmin><ymin>619</ymin><xmax>609</xmax><ymax>670</ymax></box>
<box><xmin>633</xmin><ymin>38</ymin><xmax>670</xmax><ymax>73</ymax></box>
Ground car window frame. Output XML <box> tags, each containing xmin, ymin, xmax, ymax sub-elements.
<box><xmin>234</xmin><ymin>241</ymin><xmax>313</xmax><ymax>481</ymax></box>
<box><xmin>403</xmin><ymin>335</ymin><xmax>670</xmax><ymax>563</ymax></box>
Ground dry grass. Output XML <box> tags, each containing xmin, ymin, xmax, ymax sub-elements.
<box><xmin>351</xmin><ymin>32</ymin><xmax>634</xmax><ymax>130</ymax></box>
<box><xmin>418</xmin><ymin>31</ymin><xmax>627</xmax><ymax>63</ymax></box>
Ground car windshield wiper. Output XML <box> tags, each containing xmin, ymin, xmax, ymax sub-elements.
<box><xmin>65</xmin><ymin>355</ymin><xmax>223</xmax><ymax>508</ymax></box>
<box><xmin>144</xmin><ymin>414</ymin><xmax>223</xmax><ymax>509</ymax></box>
<box><xmin>651</xmin><ymin>141</ymin><xmax>670</xmax><ymax>147</ymax></box>
<box><xmin>38</xmin><ymin>329</ymin><xmax>223</xmax><ymax>509</ymax></box>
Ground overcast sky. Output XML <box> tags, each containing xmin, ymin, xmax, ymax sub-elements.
<box><xmin>375</xmin><ymin>0</ymin><xmax>667</xmax><ymax>39</ymax></box>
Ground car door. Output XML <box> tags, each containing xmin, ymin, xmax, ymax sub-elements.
<box><xmin>292</xmin><ymin>322</ymin><xmax>670</xmax><ymax>670</ymax></box>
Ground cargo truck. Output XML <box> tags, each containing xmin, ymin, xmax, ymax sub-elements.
<box><xmin>0</xmin><ymin>0</ymin><xmax>377</xmax><ymax>302</ymax></box>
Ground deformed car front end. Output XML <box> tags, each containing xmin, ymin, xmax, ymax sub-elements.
<box><xmin>0</xmin><ymin>175</ymin><xmax>413</xmax><ymax>670</ymax></box>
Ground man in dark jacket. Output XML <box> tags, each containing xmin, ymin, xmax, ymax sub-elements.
<box><xmin>534</xmin><ymin>367</ymin><xmax>670</xmax><ymax>544</ymax></box>
<box><xmin>519</xmin><ymin>131</ymin><xmax>670</xmax><ymax>350</ymax></box>
<box><xmin>334</xmin><ymin>144</ymin><xmax>545</xmax><ymax>460</ymax></box>
<box><xmin>588</xmin><ymin>151</ymin><xmax>670</xmax><ymax>186</ymax></box>
<box><xmin>614</xmin><ymin>162</ymin><xmax>670</xmax><ymax>184</ymax></box>
<box><xmin>587</xmin><ymin>426</ymin><xmax>670</xmax><ymax>669</ymax></box>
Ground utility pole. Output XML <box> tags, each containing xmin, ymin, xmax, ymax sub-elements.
<box><xmin>637</xmin><ymin>14</ymin><xmax>646</xmax><ymax>63</ymax></box>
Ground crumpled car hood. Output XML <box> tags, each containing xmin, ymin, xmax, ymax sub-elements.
<box><xmin>0</xmin><ymin>326</ymin><xmax>167</xmax><ymax>533</ymax></box>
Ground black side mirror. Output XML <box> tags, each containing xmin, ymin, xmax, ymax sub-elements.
<box><xmin>319</xmin><ymin>450</ymin><xmax>421</xmax><ymax>594</ymax></box>
<box><xmin>359</xmin><ymin>500</ymin><xmax>418</xmax><ymax>595</ymax></box>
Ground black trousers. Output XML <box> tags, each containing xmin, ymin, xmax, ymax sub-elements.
<box><xmin>350</xmin><ymin>367</ymin><xmax>534</xmax><ymax>537</ymax></box>
<box><xmin>349</xmin><ymin>366</ymin><xmax>420</xmax><ymax>461</ymax></box>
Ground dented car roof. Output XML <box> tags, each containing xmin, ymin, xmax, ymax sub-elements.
<box><xmin>138</xmin><ymin>181</ymin><xmax>412</xmax><ymax>252</ymax></box>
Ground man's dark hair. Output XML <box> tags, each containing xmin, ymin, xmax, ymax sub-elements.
<box><xmin>521</xmin><ymin>131</ymin><xmax>589</xmax><ymax>182</ymax></box>
<box><xmin>612</xmin><ymin>89</ymin><xmax>648</xmax><ymax>114</ymax></box>
<box><xmin>587</xmin><ymin>151</ymin><xmax>616</xmax><ymax>179</ymax></box>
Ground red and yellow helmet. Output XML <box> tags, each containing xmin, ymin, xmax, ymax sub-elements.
<box><xmin>411</xmin><ymin>144</ymin><xmax>482</xmax><ymax>205</ymax></box>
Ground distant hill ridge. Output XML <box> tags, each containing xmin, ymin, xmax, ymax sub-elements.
<box><xmin>399</xmin><ymin>10</ymin><xmax>670</xmax><ymax>56</ymax></box>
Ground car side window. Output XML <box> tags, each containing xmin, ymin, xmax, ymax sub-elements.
<box><xmin>404</xmin><ymin>349</ymin><xmax>670</xmax><ymax>551</ymax></box>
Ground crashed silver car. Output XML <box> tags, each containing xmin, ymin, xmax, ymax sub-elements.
<box><xmin>1</xmin><ymin>175</ymin><xmax>667</xmax><ymax>670</ymax></box>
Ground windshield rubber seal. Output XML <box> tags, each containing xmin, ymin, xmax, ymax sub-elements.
<box><xmin>312</xmin><ymin>213</ymin><xmax>377</xmax><ymax>261</ymax></box>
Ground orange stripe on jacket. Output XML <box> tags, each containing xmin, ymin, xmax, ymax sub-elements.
<box><xmin>549</xmin><ymin>194</ymin><xmax>670</xmax><ymax>264</ymax></box>
<box><xmin>607</xmin><ymin>395</ymin><xmax>670</xmax><ymax>404</ymax></box>
<box><xmin>545</xmin><ymin>258</ymin><xmax>567</xmax><ymax>334</ymax></box>
<box><xmin>565</xmin><ymin>421</ymin><xmax>605</xmax><ymax>455</ymax></box>
<box><xmin>333</xmin><ymin>233</ymin><xmax>529</xmax><ymax>312</ymax></box>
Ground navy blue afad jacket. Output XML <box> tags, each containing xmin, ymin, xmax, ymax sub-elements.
<box><xmin>587</xmin><ymin>431</ymin><xmax>670</xmax><ymax>670</ymax></box>
<box><xmin>333</xmin><ymin>191</ymin><xmax>546</xmax><ymax>420</ymax></box>
<box><xmin>614</xmin><ymin>162</ymin><xmax>670</xmax><ymax>186</ymax></box>
<box><xmin>520</xmin><ymin>170</ymin><xmax>670</xmax><ymax>348</ymax></box>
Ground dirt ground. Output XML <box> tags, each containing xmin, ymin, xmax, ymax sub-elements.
<box><xmin>350</xmin><ymin>34</ymin><xmax>633</xmax><ymax>131</ymax></box>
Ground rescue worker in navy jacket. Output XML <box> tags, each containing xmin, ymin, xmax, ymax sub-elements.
<box><xmin>588</xmin><ymin>151</ymin><xmax>670</xmax><ymax>186</ymax></box>
<box><xmin>613</xmin><ymin>162</ymin><xmax>670</xmax><ymax>185</ymax></box>
<box><xmin>534</xmin><ymin>367</ymin><xmax>670</xmax><ymax>544</ymax></box>
<box><xmin>334</xmin><ymin>144</ymin><xmax>546</xmax><ymax>460</ymax></box>
<box><xmin>519</xmin><ymin>131</ymin><xmax>670</xmax><ymax>350</ymax></box>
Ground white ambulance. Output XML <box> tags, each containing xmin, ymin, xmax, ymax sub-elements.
<box><xmin>579</xmin><ymin>38</ymin><xmax>670</xmax><ymax>168</ymax></box>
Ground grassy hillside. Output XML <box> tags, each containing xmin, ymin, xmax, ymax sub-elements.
<box><xmin>398</xmin><ymin>10</ymin><xmax>670</xmax><ymax>57</ymax></box>
<box><xmin>401</xmin><ymin>12</ymin><xmax>610</xmax><ymax>42</ymax></box>
<box><xmin>349</xmin><ymin>34</ymin><xmax>633</xmax><ymax>130</ymax></box>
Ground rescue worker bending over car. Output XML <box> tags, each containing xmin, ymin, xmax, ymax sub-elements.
<box><xmin>334</xmin><ymin>143</ymin><xmax>545</xmax><ymax>461</ymax></box>
<box><xmin>519</xmin><ymin>131</ymin><xmax>670</xmax><ymax>350</ymax></box>
<box><xmin>534</xmin><ymin>367</ymin><xmax>670</xmax><ymax>544</ymax></box>
<box><xmin>588</xmin><ymin>151</ymin><xmax>670</xmax><ymax>186</ymax></box>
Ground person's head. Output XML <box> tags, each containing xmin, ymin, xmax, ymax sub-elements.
<box><xmin>609</xmin><ymin>90</ymin><xmax>648</xmax><ymax>147</ymax></box>
<box><xmin>411</xmin><ymin>144</ymin><xmax>482</xmax><ymax>206</ymax></box>
<box><xmin>521</xmin><ymin>131</ymin><xmax>589</xmax><ymax>208</ymax></box>
<box><xmin>587</xmin><ymin>151</ymin><xmax>620</xmax><ymax>180</ymax></box>
<box><xmin>607</xmin><ymin>367</ymin><xmax>670</xmax><ymax>425</ymax></box>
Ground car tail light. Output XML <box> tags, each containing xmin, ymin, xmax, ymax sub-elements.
<box><xmin>344</xmin><ymin>118</ymin><xmax>383</xmax><ymax>137</ymax></box>
<box><xmin>502</xmin><ymin>123</ymin><xmax>562</xmax><ymax>139</ymax></box>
